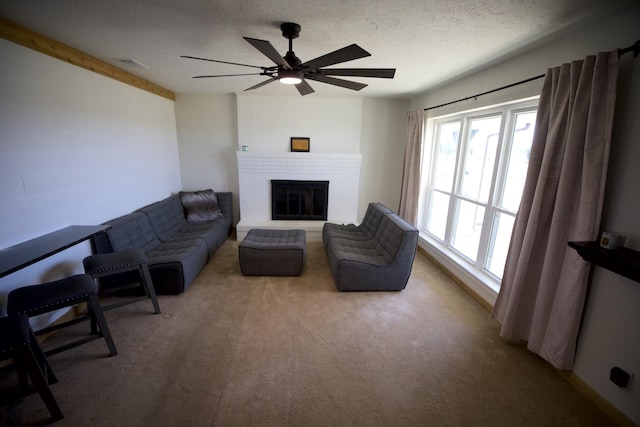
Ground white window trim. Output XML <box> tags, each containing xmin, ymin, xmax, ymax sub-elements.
<box><xmin>417</xmin><ymin>97</ymin><xmax>539</xmax><ymax>308</ymax></box>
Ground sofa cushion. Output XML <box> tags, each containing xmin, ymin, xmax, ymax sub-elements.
<box><xmin>329</xmin><ymin>237</ymin><xmax>393</xmax><ymax>266</ymax></box>
<box><xmin>136</xmin><ymin>195</ymin><xmax>185</xmax><ymax>241</ymax></box>
<box><xmin>179</xmin><ymin>189</ymin><xmax>222</xmax><ymax>223</ymax></box>
<box><xmin>146</xmin><ymin>238</ymin><xmax>208</xmax><ymax>294</ymax></box>
<box><xmin>176</xmin><ymin>222</ymin><xmax>228</xmax><ymax>258</ymax></box>
<box><xmin>105</xmin><ymin>213</ymin><xmax>161</xmax><ymax>254</ymax></box>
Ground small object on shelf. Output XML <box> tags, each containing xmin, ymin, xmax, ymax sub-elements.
<box><xmin>600</xmin><ymin>231</ymin><xmax>626</xmax><ymax>249</ymax></box>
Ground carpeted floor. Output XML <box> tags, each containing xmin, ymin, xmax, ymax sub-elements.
<box><xmin>1</xmin><ymin>238</ymin><xmax>616</xmax><ymax>426</ymax></box>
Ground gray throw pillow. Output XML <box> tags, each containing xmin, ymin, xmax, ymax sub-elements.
<box><xmin>179</xmin><ymin>189</ymin><xmax>223</xmax><ymax>223</ymax></box>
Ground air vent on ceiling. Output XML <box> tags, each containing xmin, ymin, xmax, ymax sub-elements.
<box><xmin>116</xmin><ymin>58</ymin><xmax>149</xmax><ymax>69</ymax></box>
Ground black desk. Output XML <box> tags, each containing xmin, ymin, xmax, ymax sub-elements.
<box><xmin>0</xmin><ymin>225</ymin><xmax>110</xmax><ymax>279</ymax></box>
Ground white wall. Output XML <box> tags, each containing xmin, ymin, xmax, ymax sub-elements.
<box><xmin>0</xmin><ymin>39</ymin><xmax>181</xmax><ymax>319</ymax></box>
<box><xmin>236</xmin><ymin>94</ymin><xmax>363</xmax><ymax>153</ymax></box>
<box><xmin>360</xmin><ymin>97</ymin><xmax>409</xmax><ymax>218</ymax></box>
<box><xmin>409</xmin><ymin>6</ymin><xmax>640</xmax><ymax>423</ymax></box>
<box><xmin>236</xmin><ymin>94</ymin><xmax>408</xmax><ymax>221</ymax></box>
<box><xmin>174</xmin><ymin>93</ymin><xmax>239</xmax><ymax>223</ymax></box>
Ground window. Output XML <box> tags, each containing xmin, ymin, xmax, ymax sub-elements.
<box><xmin>419</xmin><ymin>99</ymin><xmax>538</xmax><ymax>285</ymax></box>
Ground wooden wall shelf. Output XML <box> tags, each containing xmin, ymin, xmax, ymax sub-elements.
<box><xmin>569</xmin><ymin>241</ymin><xmax>640</xmax><ymax>283</ymax></box>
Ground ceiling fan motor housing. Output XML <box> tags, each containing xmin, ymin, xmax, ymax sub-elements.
<box><xmin>281</xmin><ymin>23</ymin><xmax>302</xmax><ymax>69</ymax></box>
<box><xmin>284</xmin><ymin>51</ymin><xmax>302</xmax><ymax>67</ymax></box>
<box><xmin>281</xmin><ymin>22</ymin><xmax>301</xmax><ymax>39</ymax></box>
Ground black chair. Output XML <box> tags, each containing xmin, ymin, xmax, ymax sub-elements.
<box><xmin>7</xmin><ymin>274</ymin><xmax>117</xmax><ymax>357</ymax></box>
<box><xmin>0</xmin><ymin>313</ymin><xmax>63</xmax><ymax>421</ymax></box>
<box><xmin>83</xmin><ymin>247</ymin><xmax>161</xmax><ymax>314</ymax></box>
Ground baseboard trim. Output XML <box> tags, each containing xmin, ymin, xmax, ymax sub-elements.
<box><xmin>417</xmin><ymin>245</ymin><xmax>493</xmax><ymax>312</ymax></box>
<box><xmin>559</xmin><ymin>371</ymin><xmax>637</xmax><ymax>427</ymax></box>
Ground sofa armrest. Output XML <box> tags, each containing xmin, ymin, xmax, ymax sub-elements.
<box><xmin>216</xmin><ymin>192</ymin><xmax>233</xmax><ymax>222</ymax></box>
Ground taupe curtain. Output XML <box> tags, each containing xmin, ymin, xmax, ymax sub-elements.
<box><xmin>399</xmin><ymin>111</ymin><xmax>424</xmax><ymax>225</ymax></box>
<box><xmin>492</xmin><ymin>51</ymin><xmax>619</xmax><ymax>370</ymax></box>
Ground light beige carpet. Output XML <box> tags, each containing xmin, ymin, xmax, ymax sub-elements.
<box><xmin>1</xmin><ymin>239</ymin><xmax>616</xmax><ymax>426</ymax></box>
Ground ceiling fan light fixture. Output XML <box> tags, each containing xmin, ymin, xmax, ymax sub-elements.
<box><xmin>183</xmin><ymin>22</ymin><xmax>395</xmax><ymax>96</ymax></box>
<box><xmin>279</xmin><ymin>69</ymin><xmax>303</xmax><ymax>85</ymax></box>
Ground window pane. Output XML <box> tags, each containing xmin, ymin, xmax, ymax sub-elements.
<box><xmin>451</xmin><ymin>199</ymin><xmax>485</xmax><ymax>261</ymax></box>
<box><xmin>432</xmin><ymin>121</ymin><xmax>460</xmax><ymax>191</ymax></box>
<box><xmin>485</xmin><ymin>212</ymin><xmax>516</xmax><ymax>278</ymax></box>
<box><xmin>499</xmin><ymin>111</ymin><xmax>536</xmax><ymax>212</ymax></box>
<box><xmin>459</xmin><ymin>116</ymin><xmax>501</xmax><ymax>202</ymax></box>
<box><xmin>419</xmin><ymin>98</ymin><xmax>538</xmax><ymax>288</ymax></box>
<box><xmin>426</xmin><ymin>191</ymin><xmax>450</xmax><ymax>240</ymax></box>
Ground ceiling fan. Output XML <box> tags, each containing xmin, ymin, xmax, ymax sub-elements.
<box><xmin>181</xmin><ymin>22</ymin><xmax>396</xmax><ymax>96</ymax></box>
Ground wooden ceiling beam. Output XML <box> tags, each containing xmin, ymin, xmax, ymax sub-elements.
<box><xmin>0</xmin><ymin>17</ymin><xmax>175</xmax><ymax>101</ymax></box>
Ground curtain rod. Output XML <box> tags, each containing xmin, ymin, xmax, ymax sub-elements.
<box><xmin>618</xmin><ymin>39</ymin><xmax>640</xmax><ymax>58</ymax></box>
<box><xmin>424</xmin><ymin>39</ymin><xmax>640</xmax><ymax>112</ymax></box>
<box><xmin>423</xmin><ymin>74</ymin><xmax>544</xmax><ymax>112</ymax></box>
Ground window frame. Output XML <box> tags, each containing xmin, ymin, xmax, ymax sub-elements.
<box><xmin>418</xmin><ymin>97</ymin><xmax>539</xmax><ymax>287</ymax></box>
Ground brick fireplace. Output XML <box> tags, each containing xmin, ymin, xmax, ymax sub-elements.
<box><xmin>236</xmin><ymin>152</ymin><xmax>362</xmax><ymax>241</ymax></box>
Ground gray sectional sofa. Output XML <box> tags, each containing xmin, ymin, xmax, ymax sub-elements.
<box><xmin>323</xmin><ymin>202</ymin><xmax>419</xmax><ymax>291</ymax></box>
<box><xmin>92</xmin><ymin>191</ymin><xmax>232</xmax><ymax>294</ymax></box>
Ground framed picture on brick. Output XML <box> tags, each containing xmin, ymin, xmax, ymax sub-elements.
<box><xmin>290</xmin><ymin>137</ymin><xmax>310</xmax><ymax>152</ymax></box>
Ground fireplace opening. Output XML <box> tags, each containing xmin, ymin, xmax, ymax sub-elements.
<box><xmin>271</xmin><ymin>180</ymin><xmax>329</xmax><ymax>221</ymax></box>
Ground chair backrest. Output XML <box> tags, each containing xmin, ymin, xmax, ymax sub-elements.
<box><xmin>372</xmin><ymin>213</ymin><xmax>419</xmax><ymax>260</ymax></box>
<box><xmin>104</xmin><ymin>213</ymin><xmax>161</xmax><ymax>253</ymax></box>
<box><xmin>361</xmin><ymin>202</ymin><xmax>393</xmax><ymax>236</ymax></box>
<box><xmin>136</xmin><ymin>195</ymin><xmax>186</xmax><ymax>241</ymax></box>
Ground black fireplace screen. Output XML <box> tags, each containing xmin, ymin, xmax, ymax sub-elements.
<box><xmin>271</xmin><ymin>180</ymin><xmax>329</xmax><ymax>221</ymax></box>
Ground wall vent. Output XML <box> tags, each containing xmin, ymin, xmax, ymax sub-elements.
<box><xmin>116</xmin><ymin>58</ymin><xmax>149</xmax><ymax>69</ymax></box>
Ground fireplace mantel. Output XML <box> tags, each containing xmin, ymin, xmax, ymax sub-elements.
<box><xmin>236</xmin><ymin>152</ymin><xmax>361</xmax><ymax>175</ymax></box>
<box><xmin>236</xmin><ymin>151</ymin><xmax>362</xmax><ymax>241</ymax></box>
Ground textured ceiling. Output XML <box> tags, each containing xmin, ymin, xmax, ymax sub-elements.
<box><xmin>0</xmin><ymin>0</ymin><xmax>634</xmax><ymax>98</ymax></box>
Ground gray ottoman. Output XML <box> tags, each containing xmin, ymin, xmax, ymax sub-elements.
<box><xmin>239</xmin><ymin>229</ymin><xmax>306</xmax><ymax>276</ymax></box>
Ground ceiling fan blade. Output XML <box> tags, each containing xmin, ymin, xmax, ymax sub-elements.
<box><xmin>296</xmin><ymin>80</ymin><xmax>315</xmax><ymax>96</ymax></box>
<box><xmin>193</xmin><ymin>73</ymin><xmax>265</xmax><ymax>79</ymax></box>
<box><xmin>244</xmin><ymin>77</ymin><xmax>278</xmax><ymax>91</ymax></box>
<box><xmin>302</xmin><ymin>44</ymin><xmax>371</xmax><ymax>70</ymax></box>
<box><xmin>181</xmin><ymin>55</ymin><xmax>265</xmax><ymax>69</ymax></box>
<box><xmin>318</xmin><ymin>68</ymin><xmax>396</xmax><ymax>79</ymax></box>
<box><xmin>243</xmin><ymin>37</ymin><xmax>292</xmax><ymax>70</ymax></box>
<box><xmin>307</xmin><ymin>74</ymin><xmax>367</xmax><ymax>91</ymax></box>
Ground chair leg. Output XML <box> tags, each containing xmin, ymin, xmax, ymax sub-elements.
<box><xmin>15</xmin><ymin>361</ymin><xmax>30</xmax><ymax>393</ymax></box>
<box><xmin>15</xmin><ymin>346</ymin><xmax>63</xmax><ymax>421</ymax></box>
<box><xmin>87</xmin><ymin>295</ymin><xmax>118</xmax><ymax>357</ymax></box>
<box><xmin>87</xmin><ymin>301</ymin><xmax>98</xmax><ymax>335</ymax></box>
<box><xmin>139</xmin><ymin>264</ymin><xmax>161</xmax><ymax>314</ymax></box>
<box><xmin>28</xmin><ymin>328</ymin><xmax>57</xmax><ymax>385</ymax></box>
